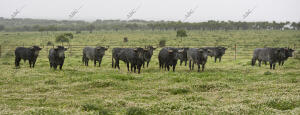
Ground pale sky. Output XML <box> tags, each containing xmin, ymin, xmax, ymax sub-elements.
<box><xmin>0</xmin><ymin>0</ymin><xmax>299</xmax><ymax>22</ymax></box>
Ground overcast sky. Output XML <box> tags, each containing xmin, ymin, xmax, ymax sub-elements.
<box><xmin>0</xmin><ymin>0</ymin><xmax>299</xmax><ymax>22</ymax></box>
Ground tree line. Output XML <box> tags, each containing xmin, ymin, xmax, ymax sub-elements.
<box><xmin>0</xmin><ymin>17</ymin><xmax>300</xmax><ymax>32</ymax></box>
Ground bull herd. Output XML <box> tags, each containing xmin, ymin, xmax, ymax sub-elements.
<box><xmin>14</xmin><ymin>45</ymin><xmax>294</xmax><ymax>73</ymax></box>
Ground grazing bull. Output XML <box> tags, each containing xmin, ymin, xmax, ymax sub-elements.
<box><xmin>82</xmin><ymin>46</ymin><xmax>108</xmax><ymax>66</ymax></box>
<box><xmin>112</xmin><ymin>47</ymin><xmax>148</xmax><ymax>73</ymax></box>
<box><xmin>279</xmin><ymin>48</ymin><xmax>294</xmax><ymax>66</ymax></box>
<box><xmin>15</xmin><ymin>46</ymin><xmax>42</xmax><ymax>68</ymax></box>
<box><xmin>187</xmin><ymin>48</ymin><xmax>210</xmax><ymax>72</ymax></box>
<box><xmin>142</xmin><ymin>46</ymin><xmax>156</xmax><ymax>68</ymax></box>
<box><xmin>251</xmin><ymin>48</ymin><xmax>285</xmax><ymax>69</ymax></box>
<box><xmin>158</xmin><ymin>47</ymin><xmax>184</xmax><ymax>72</ymax></box>
<box><xmin>179</xmin><ymin>47</ymin><xmax>189</xmax><ymax>66</ymax></box>
<box><xmin>48</xmin><ymin>46</ymin><xmax>68</xmax><ymax>70</ymax></box>
<box><xmin>204</xmin><ymin>47</ymin><xmax>227</xmax><ymax>63</ymax></box>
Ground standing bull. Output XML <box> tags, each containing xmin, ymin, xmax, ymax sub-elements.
<box><xmin>187</xmin><ymin>48</ymin><xmax>210</xmax><ymax>72</ymax></box>
<box><xmin>112</xmin><ymin>47</ymin><xmax>148</xmax><ymax>74</ymax></box>
<box><xmin>204</xmin><ymin>46</ymin><xmax>227</xmax><ymax>63</ymax></box>
<box><xmin>15</xmin><ymin>46</ymin><xmax>42</xmax><ymax>68</ymax></box>
<box><xmin>143</xmin><ymin>46</ymin><xmax>156</xmax><ymax>68</ymax></box>
<box><xmin>251</xmin><ymin>48</ymin><xmax>285</xmax><ymax>69</ymax></box>
<box><xmin>82</xmin><ymin>46</ymin><xmax>108</xmax><ymax>66</ymax></box>
<box><xmin>158</xmin><ymin>47</ymin><xmax>184</xmax><ymax>72</ymax></box>
<box><xmin>48</xmin><ymin>46</ymin><xmax>68</xmax><ymax>70</ymax></box>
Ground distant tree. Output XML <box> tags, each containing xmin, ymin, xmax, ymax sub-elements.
<box><xmin>0</xmin><ymin>25</ymin><xmax>4</xmax><ymax>31</ymax></box>
<box><xmin>47</xmin><ymin>41</ymin><xmax>54</xmax><ymax>46</ymax></box>
<box><xmin>87</xmin><ymin>24</ymin><xmax>95</xmax><ymax>33</ymax></box>
<box><xmin>123</xmin><ymin>37</ymin><xmax>128</xmax><ymax>42</ymax></box>
<box><xmin>176</xmin><ymin>29</ymin><xmax>187</xmax><ymax>42</ymax></box>
<box><xmin>159</xmin><ymin>39</ymin><xmax>166</xmax><ymax>47</ymax></box>
<box><xmin>55</xmin><ymin>34</ymin><xmax>69</xmax><ymax>45</ymax></box>
<box><xmin>63</xmin><ymin>33</ymin><xmax>73</xmax><ymax>39</ymax></box>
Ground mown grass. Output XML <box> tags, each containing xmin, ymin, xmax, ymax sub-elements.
<box><xmin>0</xmin><ymin>30</ymin><xmax>299</xmax><ymax>114</ymax></box>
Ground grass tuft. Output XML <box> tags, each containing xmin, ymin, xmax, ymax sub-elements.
<box><xmin>126</xmin><ymin>107</ymin><xmax>147</xmax><ymax>115</ymax></box>
<box><xmin>265</xmin><ymin>99</ymin><xmax>300</xmax><ymax>110</ymax></box>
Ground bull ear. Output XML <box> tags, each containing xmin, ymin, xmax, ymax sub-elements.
<box><xmin>54</xmin><ymin>48</ymin><xmax>58</xmax><ymax>51</ymax></box>
<box><xmin>134</xmin><ymin>48</ymin><xmax>137</xmax><ymax>52</ymax></box>
<box><xmin>144</xmin><ymin>49</ymin><xmax>149</xmax><ymax>52</ymax></box>
<box><xmin>153</xmin><ymin>48</ymin><xmax>156</xmax><ymax>50</ymax></box>
<box><xmin>105</xmin><ymin>48</ymin><xmax>108</xmax><ymax>50</ymax></box>
<box><xmin>224</xmin><ymin>48</ymin><xmax>227</xmax><ymax>50</ymax></box>
<box><xmin>64</xmin><ymin>48</ymin><xmax>68</xmax><ymax>51</ymax></box>
<box><xmin>38</xmin><ymin>48</ymin><xmax>42</xmax><ymax>50</ymax></box>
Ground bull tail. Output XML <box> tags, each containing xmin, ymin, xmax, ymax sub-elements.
<box><xmin>112</xmin><ymin>56</ymin><xmax>114</xmax><ymax>68</ymax></box>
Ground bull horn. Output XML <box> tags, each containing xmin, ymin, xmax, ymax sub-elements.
<box><xmin>168</xmin><ymin>50</ymin><xmax>173</xmax><ymax>53</ymax></box>
<box><xmin>178</xmin><ymin>50</ymin><xmax>184</xmax><ymax>52</ymax></box>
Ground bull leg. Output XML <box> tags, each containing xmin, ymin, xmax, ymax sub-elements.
<box><xmin>137</xmin><ymin>65</ymin><xmax>141</xmax><ymax>74</ymax></box>
<box><xmin>192</xmin><ymin>62</ymin><xmax>195</xmax><ymax>70</ymax></box>
<box><xmin>214</xmin><ymin>57</ymin><xmax>217</xmax><ymax>63</ymax></box>
<box><xmin>114</xmin><ymin>59</ymin><xmax>118</xmax><ymax>69</ymax></box>
<box><xmin>189</xmin><ymin>60</ymin><xmax>192</xmax><ymax>70</ymax></box>
<box><xmin>111</xmin><ymin>57</ymin><xmax>113</xmax><ymax>68</ymax></box>
<box><xmin>180</xmin><ymin>60</ymin><xmax>183</xmax><ymax>66</ymax></box>
<box><xmin>166</xmin><ymin>65</ymin><xmax>170</xmax><ymax>71</ymax></box>
<box><xmin>264</xmin><ymin>61</ymin><xmax>267</xmax><ymax>65</ymax></box>
<box><xmin>172</xmin><ymin>65</ymin><xmax>176</xmax><ymax>72</ymax></box>
<box><xmin>251</xmin><ymin>59</ymin><xmax>256</xmax><ymax>66</ymax></box>
<box><xmin>60</xmin><ymin>64</ymin><xmax>63</xmax><ymax>70</ymax></box>
<box><xmin>219</xmin><ymin>57</ymin><xmax>221</xmax><ymax>62</ymax></box>
<box><xmin>134</xmin><ymin>64</ymin><xmax>137</xmax><ymax>73</ymax></box>
<box><xmin>99</xmin><ymin>59</ymin><xmax>102</xmax><ymax>67</ymax></box>
<box><xmin>281</xmin><ymin>61</ymin><xmax>285</xmax><ymax>66</ymax></box>
<box><xmin>142</xmin><ymin>61</ymin><xmax>145</xmax><ymax>68</ymax></box>
<box><xmin>117</xmin><ymin>60</ymin><xmax>120</xmax><ymax>69</ymax></box>
<box><xmin>94</xmin><ymin>60</ymin><xmax>96</xmax><ymax>66</ymax></box>
<box><xmin>185</xmin><ymin>60</ymin><xmax>187</xmax><ymax>66</ymax></box>
<box><xmin>273</xmin><ymin>64</ymin><xmax>276</xmax><ymax>70</ymax></box>
<box><xmin>269</xmin><ymin>63</ymin><xmax>273</xmax><ymax>69</ymax></box>
<box><xmin>197</xmin><ymin>64</ymin><xmax>200</xmax><ymax>72</ymax></box>
<box><xmin>147</xmin><ymin>61</ymin><xmax>150</xmax><ymax>68</ymax></box>
<box><xmin>85</xmin><ymin>59</ymin><xmax>89</xmax><ymax>66</ymax></box>
<box><xmin>29</xmin><ymin>60</ymin><xmax>32</xmax><ymax>68</ymax></box>
<box><xmin>127</xmin><ymin>62</ymin><xmax>130</xmax><ymax>72</ymax></box>
<box><xmin>258</xmin><ymin>60</ymin><xmax>261</xmax><ymax>67</ymax></box>
<box><xmin>32</xmin><ymin>59</ymin><xmax>36</xmax><ymax>68</ymax></box>
<box><xmin>15</xmin><ymin>57</ymin><xmax>21</xmax><ymax>67</ymax></box>
<box><xmin>202</xmin><ymin>64</ymin><xmax>205</xmax><ymax>71</ymax></box>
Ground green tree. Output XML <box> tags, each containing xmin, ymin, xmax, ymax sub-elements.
<box><xmin>55</xmin><ymin>34</ymin><xmax>69</xmax><ymax>45</ymax></box>
<box><xmin>176</xmin><ymin>29</ymin><xmax>188</xmax><ymax>42</ymax></box>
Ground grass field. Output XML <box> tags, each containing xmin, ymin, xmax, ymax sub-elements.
<box><xmin>0</xmin><ymin>30</ymin><xmax>300</xmax><ymax>114</ymax></box>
